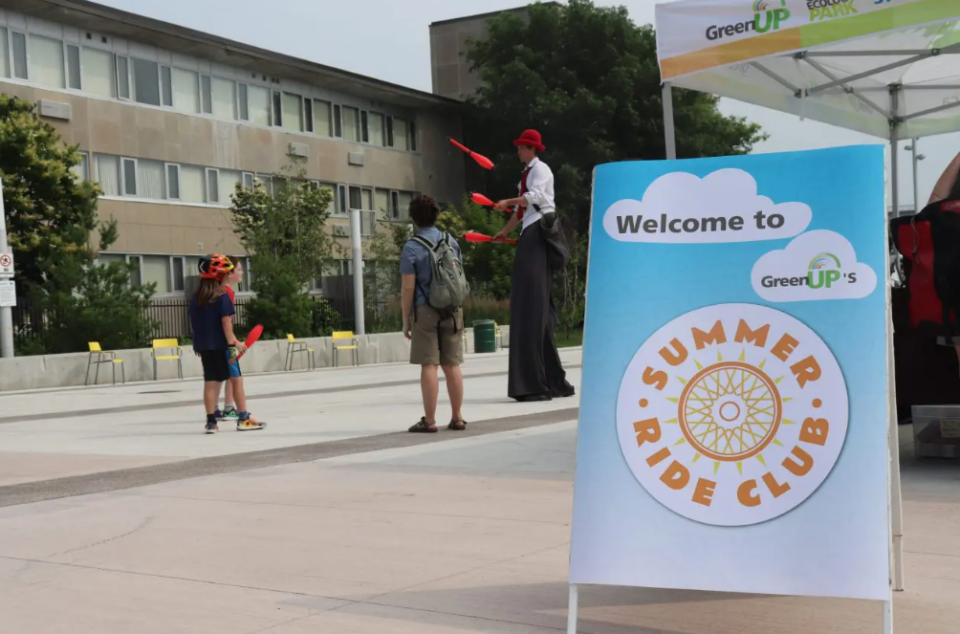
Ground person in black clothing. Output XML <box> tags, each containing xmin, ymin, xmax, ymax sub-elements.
<box><xmin>494</xmin><ymin>129</ymin><xmax>575</xmax><ymax>402</ymax></box>
<box><xmin>929</xmin><ymin>151</ymin><xmax>960</xmax><ymax>205</ymax></box>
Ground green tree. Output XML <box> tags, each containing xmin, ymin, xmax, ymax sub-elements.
<box><xmin>464</xmin><ymin>0</ymin><xmax>766</xmax><ymax>235</ymax></box>
<box><xmin>229</xmin><ymin>155</ymin><xmax>338</xmax><ymax>338</ymax></box>
<box><xmin>31</xmin><ymin>220</ymin><xmax>157</xmax><ymax>353</ymax></box>
<box><xmin>0</xmin><ymin>95</ymin><xmax>100</xmax><ymax>296</ymax></box>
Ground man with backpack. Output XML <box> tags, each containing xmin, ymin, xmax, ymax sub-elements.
<box><xmin>401</xmin><ymin>194</ymin><xmax>469</xmax><ymax>433</ymax></box>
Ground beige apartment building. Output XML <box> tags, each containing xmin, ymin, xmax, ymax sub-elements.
<box><xmin>0</xmin><ymin>0</ymin><xmax>464</xmax><ymax>297</ymax></box>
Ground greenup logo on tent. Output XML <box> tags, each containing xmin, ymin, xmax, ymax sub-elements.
<box><xmin>753</xmin><ymin>0</ymin><xmax>790</xmax><ymax>34</ymax></box>
<box><xmin>807</xmin><ymin>0</ymin><xmax>859</xmax><ymax>22</ymax></box>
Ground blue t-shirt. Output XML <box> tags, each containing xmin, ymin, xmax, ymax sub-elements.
<box><xmin>189</xmin><ymin>293</ymin><xmax>235</xmax><ymax>352</ymax></box>
<box><xmin>400</xmin><ymin>227</ymin><xmax>462</xmax><ymax>307</ymax></box>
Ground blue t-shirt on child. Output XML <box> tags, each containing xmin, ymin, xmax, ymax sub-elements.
<box><xmin>189</xmin><ymin>293</ymin><xmax>235</xmax><ymax>352</ymax></box>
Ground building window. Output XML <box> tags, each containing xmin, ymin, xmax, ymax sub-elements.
<box><xmin>391</xmin><ymin>117</ymin><xmax>410</xmax><ymax>151</ymax></box>
<box><xmin>313</xmin><ymin>100</ymin><xmax>332</xmax><ymax>136</ymax></box>
<box><xmin>180</xmin><ymin>165</ymin><xmax>205</xmax><ymax>203</ymax></box>
<box><xmin>11</xmin><ymin>32</ymin><xmax>27</xmax><ymax>80</ymax></box>
<box><xmin>166</xmin><ymin>163</ymin><xmax>181</xmax><ymax>200</ymax></box>
<box><xmin>29</xmin><ymin>35</ymin><xmax>65</xmax><ymax>88</ymax></box>
<box><xmin>132</xmin><ymin>58</ymin><xmax>160</xmax><ymax>106</ymax></box>
<box><xmin>71</xmin><ymin>152</ymin><xmax>89</xmax><ymax>182</ymax></box>
<box><xmin>160</xmin><ymin>65</ymin><xmax>173</xmax><ymax>106</ymax></box>
<box><xmin>205</xmin><ymin>168</ymin><xmax>220</xmax><ymax>204</ymax></box>
<box><xmin>410</xmin><ymin>119</ymin><xmax>418</xmax><ymax>151</ymax></box>
<box><xmin>66</xmin><ymin>45</ymin><xmax>82</xmax><ymax>90</ymax></box>
<box><xmin>247</xmin><ymin>84</ymin><xmax>270</xmax><ymax>126</ymax></box>
<box><xmin>396</xmin><ymin>191</ymin><xmax>412</xmax><ymax>220</ymax></box>
<box><xmin>0</xmin><ymin>29</ymin><xmax>8</xmax><ymax>78</ymax></box>
<box><xmin>348</xmin><ymin>186</ymin><xmax>373</xmax><ymax>211</ymax></box>
<box><xmin>116</xmin><ymin>55</ymin><xmax>130</xmax><ymax>100</ymax></box>
<box><xmin>367</xmin><ymin>112</ymin><xmax>385</xmax><ymax>146</ymax></box>
<box><xmin>211</xmin><ymin>77</ymin><xmax>236</xmax><ymax>120</ymax></box>
<box><xmin>304</xmin><ymin>99</ymin><xmax>314</xmax><ymax>133</ymax></box>
<box><xmin>94</xmin><ymin>154</ymin><xmax>120</xmax><ymax>196</ymax></box>
<box><xmin>342</xmin><ymin>106</ymin><xmax>360</xmax><ymax>142</ymax></box>
<box><xmin>257</xmin><ymin>174</ymin><xmax>274</xmax><ymax>196</ymax></box>
<box><xmin>241</xmin><ymin>171</ymin><xmax>254</xmax><ymax>190</ymax></box>
<box><xmin>281</xmin><ymin>93</ymin><xmax>303</xmax><ymax>131</ymax></box>
<box><xmin>121</xmin><ymin>158</ymin><xmax>138</xmax><ymax>196</ymax></box>
<box><xmin>128</xmin><ymin>255</ymin><xmax>142</xmax><ymax>286</ymax></box>
<box><xmin>142</xmin><ymin>255</ymin><xmax>171</xmax><ymax>294</ymax></box>
<box><xmin>238</xmin><ymin>83</ymin><xmax>249</xmax><ymax>121</ymax></box>
<box><xmin>200</xmin><ymin>75</ymin><xmax>213</xmax><ymax>114</ymax></box>
<box><xmin>336</xmin><ymin>184</ymin><xmax>347</xmax><ymax>215</ymax></box>
<box><xmin>137</xmin><ymin>159</ymin><xmax>165</xmax><ymax>200</ymax></box>
<box><xmin>375</xmin><ymin>189</ymin><xmax>389</xmax><ymax>217</ymax></box>
<box><xmin>171</xmin><ymin>257</ymin><xmax>186</xmax><ymax>293</ymax></box>
<box><xmin>83</xmin><ymin>48</ymin><xmax>115</xmax><ymax>98</ymax></box>
<box><xmin>219</xmin><ymin>169</ymin><xmax>241</xmax><ymax>202</ymax></box>
<box><xmin>272</xmin><ymin>91</ymin><xmax>282</xmax><ymax>127</ymax></box>
<box><xmin>172</xmin><ymin>68</ymin><xmax>199</xmax><ymax>113</ymax></box>
<box><xmin>333</xmin><ymin>104</ymin><xmax>342</xmax><ymax>138</ymax></box>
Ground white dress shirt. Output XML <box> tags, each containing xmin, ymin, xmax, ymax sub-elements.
<box><xmin>517</xmin><ymin>157</ymin><xmax>555</xmax><ymax>232</ymax></box>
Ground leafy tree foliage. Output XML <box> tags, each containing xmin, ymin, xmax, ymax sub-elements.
<box><xmin>229</xmin><ymin>156</ymin><xmax>338</xmax><ymax>338</ymax></box>
<box><xmin>464</xmin><ymin>0</ymin><xmax>766</xmax><ymax>235</ymax></box>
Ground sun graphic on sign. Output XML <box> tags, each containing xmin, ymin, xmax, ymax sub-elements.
<box><xmin>616</xmin><ymin>304</ymin><xmax>850</xmax><ymax>527</ymax></box>
<box><xmin>671</xmin><ymin>354</ymin><xmax>790</xmax><ymax>476</ymax></box>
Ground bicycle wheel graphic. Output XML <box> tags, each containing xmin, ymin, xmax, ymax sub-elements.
<box><xmin>677</xmin><ymin>361</ymin><xmax>782</xmax><ymax>462</ymax></box>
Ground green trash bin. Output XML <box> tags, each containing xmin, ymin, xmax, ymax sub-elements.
<box><xmin>473</xmin><ymin>320</ymin><xmax>497</xmax><ymax>354</ymax></box>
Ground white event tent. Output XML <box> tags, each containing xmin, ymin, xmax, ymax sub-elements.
<box><xmin>655</xmin><ymin>0</ymin><xmax>960</xmax><ymax>597</ymax></box>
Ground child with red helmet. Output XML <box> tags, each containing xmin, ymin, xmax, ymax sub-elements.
<box><xmin>216</xmin><ymin>257</ymin><xmax>242</xmax><ymax>422</ymax></box>
<box><xmin>191</xmin><ymin>254</ymin><xmax>266</xmax><ymax>434</ymax></box>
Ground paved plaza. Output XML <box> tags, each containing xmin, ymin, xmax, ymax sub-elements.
<box><xmin>1</xmin><ymin>348</ymin><xmax>959</xmax><ymax>633</ymax></box>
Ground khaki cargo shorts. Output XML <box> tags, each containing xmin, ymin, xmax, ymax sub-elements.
<box><xmin>410</xmin><ymin>304</ymin><xmax>464</xmax><ymax>367</ymax></box>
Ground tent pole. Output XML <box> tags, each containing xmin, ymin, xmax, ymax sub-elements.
<box><xmin>662</xmin><ymin>82</ymin><xmax>677</xmax><ymax>160</ymax></box>
<box><xmin>888</xmin><ymin>83</ymin><xmax>906</xmax><ymax>594</ymax></box>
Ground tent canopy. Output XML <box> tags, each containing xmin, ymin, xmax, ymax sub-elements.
<box><xmin>655</xmin><ymin>0</ymin><xmax>960</xmax><ymax>140</ymax></box>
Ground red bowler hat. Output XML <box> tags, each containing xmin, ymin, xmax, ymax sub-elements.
<box><xmin>513</xmin><ymin>129</ymin><xmax>545</xmax><ymax>152</ymax></box>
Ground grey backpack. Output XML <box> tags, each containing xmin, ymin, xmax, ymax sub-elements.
<box><xmin>411</xmin><ymin>233</ymin><xmax>470</xmax><ymax>315</ymax></box>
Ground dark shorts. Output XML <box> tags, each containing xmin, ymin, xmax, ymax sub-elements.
<box><xmin>199</xmin><ymin>350</ymin><xmax>240</xmax><ymax>382</ymax></box>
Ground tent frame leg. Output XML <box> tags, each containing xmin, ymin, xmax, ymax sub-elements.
<box><xmin>888</xmin><ymin>83</ymin><xmax>905</xmax><ymax>594</ymax></box>
<box><xmin>567</xmin><ymin>584</ymin><xmax>579</xmax><ymax>633</ymax></box>
<box><xmin>663</xmin><ymin>82</ymin><xmax>677</xmax><ymax>160</ymax></box>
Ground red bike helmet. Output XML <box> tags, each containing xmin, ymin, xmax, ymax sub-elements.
<box><xmin>198</xmin><ymin>254</ymin><xmax>235</xmax><ymax>280</ymax></box>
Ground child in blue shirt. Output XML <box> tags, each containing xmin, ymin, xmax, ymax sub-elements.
<box><xmin>190</xmin><ymin>254</ymin><xmax>266</xmax><ymax>434</ymax></box>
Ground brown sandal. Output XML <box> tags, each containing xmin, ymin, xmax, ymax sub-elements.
<box><xmin>409</xmin><ymin>418</ymin><xmax>438</xmax><ymax>433</ymax></box>
<box><xmin>448</xmin><ymin>419</ymin><xmax>467</xmax><ymax>431</ymax></box>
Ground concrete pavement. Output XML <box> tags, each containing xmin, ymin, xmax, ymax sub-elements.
<box><xmin>1</xmin><ymin>348</ymin><xmax>959</xmax><ymax>633</ymax></box>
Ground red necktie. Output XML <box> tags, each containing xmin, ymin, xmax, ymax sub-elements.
<box><xmin>517</xmin><ymin>167</ymin><xmax>531</xmax><ymax>220</ymax></box>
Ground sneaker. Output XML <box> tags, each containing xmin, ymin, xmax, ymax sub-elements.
<box><xmin>237</xmin><ymin>417</ymin><xmax>266</xmax><ymax>431</ymax></box>
<box><xmin>204</xmin><ymin>422</ymin><xmax>219</xmax><ymax>434</ymax></box>
<box><xmin>219</xmin><ymin>408</ymin><xmax>239</xmax><ymax>422</ymax></box>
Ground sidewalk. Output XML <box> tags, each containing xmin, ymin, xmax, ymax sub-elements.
<box><xmin>0</xmin><ymin>348</ymin><xmax>581</xmax><ymax>488</ymax></box>
<box><xmin>1</xmin><ymin>349</ymin><xmax>958</xmax><ymax>633</ymax></box>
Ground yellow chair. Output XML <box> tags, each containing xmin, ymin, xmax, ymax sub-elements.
<box><xmin>85</xmin><ymin>342</ymin><xmax>125</xmax><ymax>386</ymax></box>
<box><xmin>332</xmin><ymin>331</ymin><xmax>360</xmax><ymax>367</ymax></box>
<box><xmin>151</xmin><ymin>338</ymin><xmax>183</xmax><ymax>380</ymax></box>
<box><xmin>285</xmin><ymin>334</ymin><xmax>315</xmax><ymax>371</ymax></box>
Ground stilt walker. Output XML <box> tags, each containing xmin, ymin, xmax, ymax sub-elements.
<box><xmin>495</xmin><ymin>129</ymin><xmax>575</xmax><ymax>402</ymax></box>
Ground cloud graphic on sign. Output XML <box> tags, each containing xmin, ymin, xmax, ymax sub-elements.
<box><xmin>602</xmin><ymin>168</ymin><xmax>811</xmax><ymax>244</ymax></box>
<box><xmin>752</xmin><ymin>230</ymin><xmax>878</xmax><ymax>303</ymax></box>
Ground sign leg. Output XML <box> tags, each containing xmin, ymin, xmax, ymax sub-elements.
<box><xmin>567</xmin><ymin>584</ymin><xmax>579</xmax><ymax>634</ymax></box>
<box><xmin>884</xmin><ymin>595</ymin><xmax>893</xmax><ymax>634</ymax></box>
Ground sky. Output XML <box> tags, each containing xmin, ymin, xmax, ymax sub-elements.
<box><xmin>98</xmin><ymin>0</ymin><xmax>959</xmax><ymax>211</ymax></box>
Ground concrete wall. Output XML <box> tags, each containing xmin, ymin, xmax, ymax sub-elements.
<box><xmin>0</xmin><ymin>326</ymin><xmax>511</xmax><ymax>392</ymax></box>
